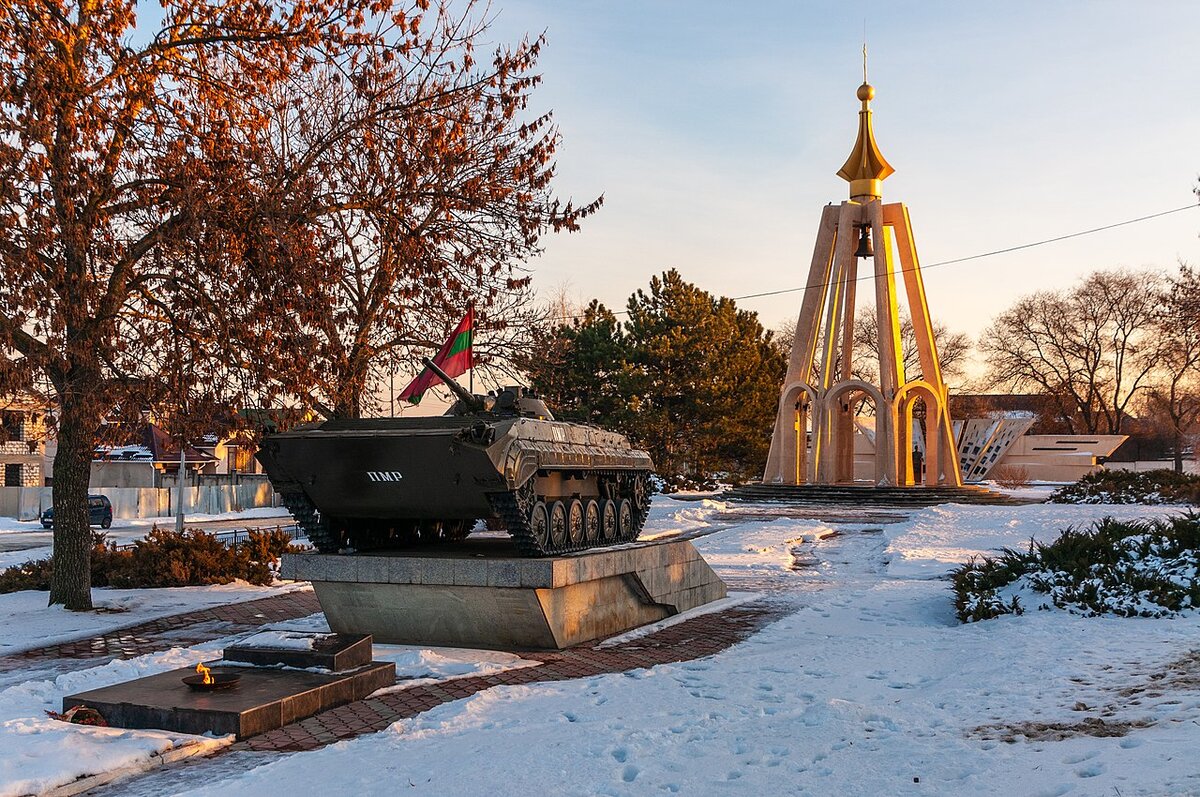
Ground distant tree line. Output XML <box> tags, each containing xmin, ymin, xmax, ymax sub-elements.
<box><xmin>981</xmin><ymin>264</ymin><xmax>1200</xmax><ymax>470</ymax></box>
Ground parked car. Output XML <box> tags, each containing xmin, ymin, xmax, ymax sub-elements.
<box><xmin>41</xmin><ymin>495</ymin><xmax>113</xmax><ymax>530</ymax></box>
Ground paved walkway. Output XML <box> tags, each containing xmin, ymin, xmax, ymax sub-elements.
<box><xmin>234</xmin><ymin>600</ymin><xmax>787</xmax><ymax>754</ymax></box>
<box><xmin>0</xmin><ymin>590</ymin><xmax>321</xmax><ymax>674</ymax></box>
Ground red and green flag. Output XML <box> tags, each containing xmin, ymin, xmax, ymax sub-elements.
<box><xmin>398</xmin><ymin>307</ymin><xmax>474</xmax><ymax>405</ymax></box>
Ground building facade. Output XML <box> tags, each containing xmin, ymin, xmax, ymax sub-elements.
<box><xmin>0</xmin><ymin>396</ymin><xmax>47</xmax><ymax>487</ymax></box>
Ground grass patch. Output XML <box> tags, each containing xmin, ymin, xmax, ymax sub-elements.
<box><xmin>1050</xmin><ymin>469</ymin><xmax>1200</xmax><ymax>505</ymax></box>
<box><xmin>952</xmin><ymin>513</ymin><xmax>1200</xmax><ymax>622</ymax></box>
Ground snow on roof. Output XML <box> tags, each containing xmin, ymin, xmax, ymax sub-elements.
<box><xmin>95</xmin><ymin>445</ymin><xmax>154</xmax><ymax>461</ymax></box>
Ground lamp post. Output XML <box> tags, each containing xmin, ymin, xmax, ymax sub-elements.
<box><xmin>175</xmin><ymin>441</ymin><xmax>186</xmax><ymax>534</ymax></box>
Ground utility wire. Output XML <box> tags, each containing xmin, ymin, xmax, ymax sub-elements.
<box><xmin>547</xmin><ymin>202</ymin><xmax>1199</xmax><ymax>323</ymax></box>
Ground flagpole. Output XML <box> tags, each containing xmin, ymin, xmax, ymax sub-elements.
<box><xmin>468</xmin><ymin>303</ymin><xmax>474</xmax><ymax>395</ymax></box>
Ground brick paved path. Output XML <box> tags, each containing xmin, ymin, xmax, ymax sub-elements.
<box><xmin>233</xmin><ymin>600</ymin><xmax>788</xmax><ymax>754</ymax></box>
<box><xmin>0</xmin><ymin>590</ymin><xmax>321</xmax><ymax>674</ymax></box>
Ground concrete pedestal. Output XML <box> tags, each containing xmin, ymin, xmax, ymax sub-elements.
<box><xmin>280</xmin><ymin>539</ymin><xmax>727</xmax><ymax>650</ymax></box>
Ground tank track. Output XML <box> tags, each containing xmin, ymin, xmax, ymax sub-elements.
<box><xmin>488</xmin><ymin>469</ymin><xmax>652</xmax><ymax>557</ymax></box>
<box><xmin>276</xmin><ymin>486</ymin><xmax>340</xmax><ymax>553</ymax></box>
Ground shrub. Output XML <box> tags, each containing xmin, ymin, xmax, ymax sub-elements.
<box><xmin>237</xmin><ymin>527</ymin><xmax>299</xmax><ymax>564</ymax></box>
<box><xmin>991</xmin><ymin>464</ymin><xmax>1031</xmax><ymax>489</ymax></box>
<box><xmin>0</xmin><ymin>558</ymin><xmax>54</xmax><ymax>593</ymax></box>
<box><xmin>1050</xmin><ymin>469</ymin><xmax>1200</xmax><ymax>505</ymax></box>
<box><xmin>0</xmin><ymin>533</ymin><xmax>123</xmax><ymax>594</ymax></box>
<box><xmin>235</xmin><ymin>527</ymin><xmax>301</xmax><ymax>583</ymax></box>
<box><xmin>952</xmin><ymin>512</ymin><xmax>1200</xmax><ymax>622</ymax></box>
<box><xmin>0</xmin><ymin>526</ymin><xmax>300</xmax><ymax>593</ymax></box>
<box><xmin>107</xmin><ymin>527</ymin><xmax>246</xmax><ymax>588</ymax></box>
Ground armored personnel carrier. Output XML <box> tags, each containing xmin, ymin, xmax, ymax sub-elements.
<box><xmin>256</xmin><ymin>359</ymin><xmax>654</xmax><ymax>556</ymax></box>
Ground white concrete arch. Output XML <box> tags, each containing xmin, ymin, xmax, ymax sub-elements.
<box><xmin>893</xmin><ymin>380</ymin><xmax>958</xmax><ymax>486</ymax></box>
<box><xmin>762</xmin><ymin>380</ymin><xmax>821</xmax><ymax>483</ymax></box>
<box><xmin>823</xmin><ymin>379</ymin><xmax>890</xmax><ymax>484</ymax></box>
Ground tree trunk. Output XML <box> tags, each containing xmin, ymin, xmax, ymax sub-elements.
<box><xmin>332</xmin><ymin>396</ymin><xmax>362</xmax><ymax>419</ymax></box>
<box><xmin>333</xmin><ymin>367</ymin><xmax>368</xmax><ymax>419</ymax></box>
<box><xmin>1175</xmin><ymin>431</ymin><xmax>1184</xmax><ymax>474</ymax></box>
<box><xmin>47</xmin><ymin>394</ymin><xmax>96</xmax><ymax>610</ymax></box>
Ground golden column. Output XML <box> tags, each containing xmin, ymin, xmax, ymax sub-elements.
<box><xmin>762</xmin><ymin>77</ymin><xmax>962</xmax><ymax>487</ymax></box>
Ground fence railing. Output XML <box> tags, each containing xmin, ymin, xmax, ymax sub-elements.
<box><xmin>112</xmin><ymin>522</ymin><xmax>307</xmax><ymax>551</ymax></box>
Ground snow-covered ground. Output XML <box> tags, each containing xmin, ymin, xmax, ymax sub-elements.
<box><xmin>170</xmin><ymin>500</ymin><xmax>1199</xmax><ymax>797</ymax></box>
<box><xmin>3</xmin><ymin>497</ymin><xmax>1200</xmax><ymax>796</ymax></box>
<box><xmin>980</xmin><ymin>480</ymin><xmax>1063</xmax><ymax>502</ymax></box>
<box><xmin>0</xmin><ymin>582</ymin><xmax>311</xmax><ymax>657</ymax></box>
<box><xmin>0</xmin><ymin>645</ymin><xmax>230</xmax><ymax>797</ymax></box>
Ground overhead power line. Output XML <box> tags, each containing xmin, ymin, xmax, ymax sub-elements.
<box><xmin>547</xmin><ymin>202</ymin><xmax>1199</xmax><ymax>323</ymax></box>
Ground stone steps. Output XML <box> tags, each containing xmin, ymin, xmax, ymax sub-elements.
<box><xmin>722</xmin><ymin>483</ymin><xmax>1031</xmax><ymax>507</ymax></box>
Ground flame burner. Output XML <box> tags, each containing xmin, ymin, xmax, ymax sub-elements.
<box><xmin>182</xmin><ymin>671</ymin><xmax>242</xmax><ymax>692</ymax></box>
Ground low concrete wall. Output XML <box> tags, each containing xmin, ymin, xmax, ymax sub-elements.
<box><xmin>0</xmin><ymin>486</ymin><xmax>50</xmax><ymax>520</ymax></box>
<box><xmin>1108</xmin><ymin>460</ymin><xmax>1200</xmax><ymax>475</ymax></box>
<box><xmin>0</xmin><ymin>482</ymin><xmax>278</xmax><ymax>521</ymax></box>
<box><xmin>90</xmin><ymin>461</ymin><xmax>157</xmax><ymax>488</ymax></box>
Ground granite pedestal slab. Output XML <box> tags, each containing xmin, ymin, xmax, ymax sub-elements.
<box><xmin>224</xmin><ymin>631</ymin><xmax>373</xmax><ymax>671</ymax></box>
<box><xmin>280</xmin><ymin>538</ymin><xmax>728</xmax><ymax>650</ymax></box>
<box><xmin>64</xmin><ymin>634</ymin><xmax>394</xmax><ymax>740</ymax></box>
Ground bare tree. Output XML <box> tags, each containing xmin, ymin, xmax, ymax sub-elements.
<box><xmin>851</xmin><ymin>309</ymin><xmax>973</xmax><ymax>389</ymax></box>
<box><xmin>980</xmin><ymin>268</ymin><xmax>1164</xmax><ymax>435</ymax></box>
<box><xmin>1144</xmin><ymin>264</ymin><xmax>1200</xmax><ymax>471</ymax></box>
<box><xmin>256</xmin><ymin>10</ymin><xmax>599</xmax><ymax>418</ymax></box>
<box><xmin>774</xmin><ymin>310</ymin><xmax>972</xmax><ymax>390</ymax></box>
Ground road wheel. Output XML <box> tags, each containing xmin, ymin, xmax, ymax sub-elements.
<box><xmin>548</xmin><ymin>500</ymin><xmax>568</xmax><ymax>550</ymax></box>
<box><xmin>529</xmin><ymin>501</ymin><xmax>550</xmax><ymax>551</ymax></box>
<box><xmin>583</xmin><ymin>500</ymin><xmax>600</xmax><ymax>543</ymax></box>
<box><xmin>567</xmin><ymin>499</ymin><xmax>585</xmax><ymax>546</ymax></box>
<box><xmin>600</xmin><ymin>500</ymin><xmax>618</xmax><ymax>542</ymax></box>
<box><xmin>617</xmin><ymin>498</ymin><xmax>634</xmax><ymax>540</ymax></box>
<box><xmin>101</xmin><ymin>516</ymin><xmax>112</xmax><ymax>529</ymax></box>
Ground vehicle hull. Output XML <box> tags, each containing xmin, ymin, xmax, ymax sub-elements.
<box><xmin>256</xmin><ymin>414</ymin><xmax>654</xmax><ymax>556</ymax></box>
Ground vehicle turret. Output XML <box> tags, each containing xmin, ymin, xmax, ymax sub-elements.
<box><xmin>421</xmin><ymin>357</ymin><xmax>555</xmax><ymax>420</ymax></box>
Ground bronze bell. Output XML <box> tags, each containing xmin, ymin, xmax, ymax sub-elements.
<box><xmin>854</xmin><ymin>223</ymin><xmax>874</xmax><ymax>259</ymax></box>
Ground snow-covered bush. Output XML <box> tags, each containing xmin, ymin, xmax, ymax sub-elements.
<box><xmin>952</xmin><ymin>513</ymin><xmax>1200</xmax><ymax>622</ymax></box>
<box><xmin>0</xmin><ymin>527</ymin><xmax>298</xmax><ymax>593</ymax></box>
<box><xmin>1049</xmin><ymin>469</ymin><xmax>1200</xmax><ymax>505</ymax></box>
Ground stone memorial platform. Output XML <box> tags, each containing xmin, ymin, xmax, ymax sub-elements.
<box><xmin>64</xmin><ymin>633</ymin><xmax>394</xmax><ymax>739</ymax></box>
<box><xmin>280</xmin><ymin>538</ymin><xmax>727</xmax><ymax>650</ymax></box>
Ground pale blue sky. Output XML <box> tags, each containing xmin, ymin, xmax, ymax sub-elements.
<box><xmin>482</xmin><ymin>0</ymin><xmax>1200</xmax><ymax>340</ymax></box>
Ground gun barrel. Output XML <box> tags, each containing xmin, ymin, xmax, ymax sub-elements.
<box><xmin>421</xmin><ymin>358</ymin><xmax>483</xmax><ymax>411</ymax></box>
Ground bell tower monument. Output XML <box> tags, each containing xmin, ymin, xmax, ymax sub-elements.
<box><xmin>762</xmin><ymin>71</ymin><xmax>962</xmax><ymax>487</ymax></box>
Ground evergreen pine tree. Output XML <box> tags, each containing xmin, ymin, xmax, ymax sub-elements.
<box><xmin>530</xmin><ymin>270</ymin><xmax>786</xmax><ymax>488</ymax></box>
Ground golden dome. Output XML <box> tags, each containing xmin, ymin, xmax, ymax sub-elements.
<box><xmin>838</xmin><ymin>81</ymin><xmax>893</xmax><ymax>200</ymax></box>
